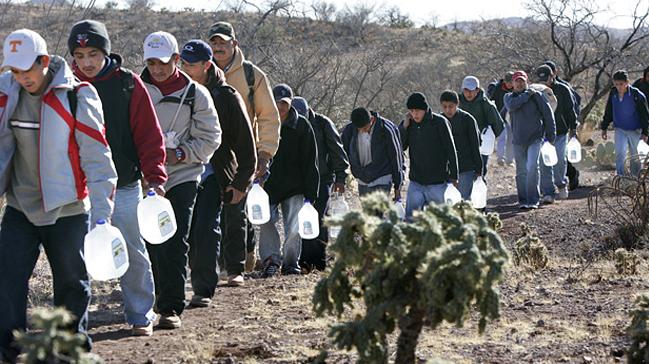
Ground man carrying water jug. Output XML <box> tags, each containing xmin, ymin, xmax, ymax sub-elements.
<box><xmin>259</xmin><ymin>84</ymin><xmax>319</xmax><ymax>278</ymax></box>
<box><xmin>0</xmin><ymin>29</ymin><xmax>117</xmax><ymax>362</ymax></box>
<box><xmin>179</xmin><ymin>40</ymin><xmax>256</xmax><ymax>301</ymax></box>
<box><xmin>459</xmin><ymin>76</ymin><xmax>504</xmax><ymax>177</ymax></box>
<box><xmin>504</xmin><ymin>71</ymin><xmax>556</xmax><ymax>210</ymax></box>
<box><xmin>141</xmin><ymin>31</ymin><xmax>221</xmax><ymax>329</ymax></box>
<box><xmin>600</xmin><ymin>70</ymin><xmax>649</xmax><ymax>177</ymax></box>
<box><xmin>68</xmin><ymin>20</ymin><xmax>167</xmax><ymax>336</ymax></box>
<box><xmin>535</xmin><ymin>64</ymin><xmax>577</xmax><ymax>204</ymax></box>
<box><xmin>399</xmin><ymin>92</ymin><xmax>458</xmax><ymax>219</ymax></box>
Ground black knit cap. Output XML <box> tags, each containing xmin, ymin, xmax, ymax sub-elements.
<box><xmin>68</xmin><ymin>20</ymin><xmax>111</xmax><ymax>55</ymax></box>
<box><xmin>350</xmin><ymin>107</ymin><xmax>371</xmax><ymax>128</ymax></box>
<box><xmin>406</xmin><ymin>92</ymin><xmax>428</xmax><ymax>111</ymax></box>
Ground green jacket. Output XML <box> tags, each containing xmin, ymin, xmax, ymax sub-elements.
<box><xmin>459</xmin><ymin>89</ymin><xmax>505</xmax><ymax>137</ymax></box>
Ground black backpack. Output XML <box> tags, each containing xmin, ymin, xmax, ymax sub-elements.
<box><xmin>68</xmin><ymin>70</ymin><xmax>136</xmax><ymax>121</ymax></box>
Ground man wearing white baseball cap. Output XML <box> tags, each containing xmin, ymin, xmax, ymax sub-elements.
<box><xmin>140</xmin><ymin>31</ymin><xmax>221</xmax><ymax>329</ymax></box>
<box><xmin>0</xmin><ymin>29</ymin><xmax>117</xmax><ymax>361</ymax></box>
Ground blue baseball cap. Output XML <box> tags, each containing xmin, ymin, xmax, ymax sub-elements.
<box><xmin>292</xmin><ymin>96</ymin><xmax>308</xmax><ymax>117</ymax></box>
<box><xmin>273</xmin><ymin>83</ymin><xmax>293</xmax><ymax>104</ymax></box>
<box><xmin>180</xmin><ymin>39</ymin><xmax>213</xmax><ymax>63</ymax></box>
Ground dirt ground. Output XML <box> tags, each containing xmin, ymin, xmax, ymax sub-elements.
<box><xmin>24</xmin><ymin>149</ymin><xmax>649</xmax><ymax>364</ymax></box>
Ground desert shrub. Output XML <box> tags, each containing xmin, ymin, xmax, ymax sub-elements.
<box><xmin>513</xmin><ymin>223</ymin><xmax>549</xmax><ymax>271</ymax></box>
<box><xmin>313</xmin><ymin>195</ymin><xmax>509</xmax><ymax>363</ymax></box>
<box><xmin>13</xmin><ymin>308</ymin><xmax>102</xmax><ymax>364</ymax></box>
<box><xmin>614</xmin><ymin>248</ymin><xmax>639</xmax><ymax>276</ymax></box>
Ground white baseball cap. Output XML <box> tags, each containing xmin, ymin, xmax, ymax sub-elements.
<box><xmin>2</xmin><ymin>29</ymin><xmax>48</xmax><ymax>71</ymax></box>
<box><xmin>462</xmin><ymin>76</ymin><xmax>480</xmax><ymax>91</ymax></box>
<box><xmin>143</xmin><ymin>31</ymin><xmax>178</xmax><ymax>63</ymax></box>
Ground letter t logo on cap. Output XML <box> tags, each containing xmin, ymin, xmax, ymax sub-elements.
<box><xmin>9</xmin><ymin>40</ymin><xmax>22</xmax><ymax>53</ymax></box>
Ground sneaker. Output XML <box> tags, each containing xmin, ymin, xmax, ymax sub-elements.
<box><xmin>261</xmin><ymin>264</ymin><xmax>279</xmax><ymax>278</ymax></box>
<box><xmin>189</xmin><ymin>295</ymin><xmax>212</xmax><ymax>308</ymax></box>
<box><xmin>527</xmin><ymin>203</ymin><xmax>539</xmax><ymax>209</ymax></box>
<box><xmin>227</xmin><ymin>274</ymin><xmax>245</xmax><ymax>287</ymax></box>
<box><xmin>245</xmin><ymin>251</ymin><xmax>257</xmax><ymax>273</ymax></box>
<box><xmin>541</xmin><ymin>195</ymin><xmax>554</xmax><ymax>204</ymax></box>
<box><xmin>158</xmin><ymin>313</ymin><xmax>181</xmax><ymax>329</ymax></box>
<box><xmin>519</xmin><ymin>204</ymin><xmax>529</xmax><ymax>210</ymax></box>
<box><xmin>282</xmin><ymin>265</ymin><xmax>301</xmax><ymax>275</ymax></box>
<box><xmin>131</xmin><ymin>322</ymin><xmax>153</xmax><ymax>336</ymax></box>
<box><xmin>557</xmin><ymin>187</ymin><xmax>569</xmax><ymax>200</ymax></box>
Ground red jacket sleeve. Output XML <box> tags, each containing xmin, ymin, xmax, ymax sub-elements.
<box><xmin>128</xmin><ymin>72</ymin><xmax>167</xmax><ymax>186</ymax></box>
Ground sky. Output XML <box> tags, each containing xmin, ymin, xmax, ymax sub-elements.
<box><xmin>106</xmin><ymin>0</ymin><xmax>649</xmax><ymax>29</ymax></box>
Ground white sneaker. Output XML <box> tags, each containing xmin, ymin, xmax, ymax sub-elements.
<box><xmin>541</xmin><ymin>195</ymin><xmax>554</xmax><ymax>204</ymax></box>
<box><xmin>557</xmin><ymin>187</ymin><xmax>569</xmax><ymax>200</ymax></box>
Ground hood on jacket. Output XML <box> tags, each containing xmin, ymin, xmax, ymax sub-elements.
<box><xmin>0</xmin><ymin>55</ymin><xmax>75</xmax><ymax>97</ymax></box>
<box><xmin>72</xmin><ymin>53</ymin><xmax>123</xmax><ymax>82</ymax></box>
<box><xmin>206</xmin><ymin>61</ymin><xmax>227</xmax><ymax>89</ymax></box>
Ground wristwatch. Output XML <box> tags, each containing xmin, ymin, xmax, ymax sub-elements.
<box><xmin>175</xmin><ymin>147</ymin><xmax>186</xmax><ymax>162</ymax></box>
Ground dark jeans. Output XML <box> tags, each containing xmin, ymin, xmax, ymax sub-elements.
<box><xmin>358</xmin><ymin>183</ymin><xmax>392</xmax><ymax>196</ymax></box>
<box><xmin>147</xmin><ymin>181</ymin><xmax>197</xmax><ymax>316</ymax></box>
<box><xmin>245</xmin><ymin>220</ymin><xmax>255</xmax><ymax>254</ymax></box>
<box><xmin>300</xmin><ymin>181</ymin><xmax>331</xmax><ymax>271</ymax></box>
<box><xmin>188</xmin><ymin>175</ymin><xmax>222</xmax><ymax>299</ymax></box>
<box><xmin>0</xmin><ymin>207</ymin><xmax>91</xmax><ymax>362</ymax></box>
<box><xmin>221</xmin><ymin>199</ymin><xmax>247</xmax><ymax>275</ymax></box>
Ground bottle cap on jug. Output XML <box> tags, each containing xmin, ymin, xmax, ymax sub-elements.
<box><xmin>147</xmin><ymin>190</ymin><xmax>156</xmax><ymax>196</ymax></box>
<box><xmin>96</xmin><ymin>219</ymin><xmax>106</xmax><ymax>225</ymax></box>
<box><xmin>305</xmin><ymin>199</ymin><xmax>311</xmax><ymax>204</ymax></box>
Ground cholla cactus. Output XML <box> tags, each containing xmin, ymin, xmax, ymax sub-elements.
<box><xmin>13</xmin><ymin>308</ymin><xmax>102</xmax><ymax>364</ymax></box>
<box><xmin>596</xmin><ymin>142</ymin><xmax>616</xmax><ymax>169</ymax></box>
<box><xmin>513</xmin><ymin>223</ymin><xmax>549</xmax><ymax>270</ymax></box>
<box><xmin>314</xmin><ymin>194</ymin><xmax>509</xmax><ymax>364</ymax></box>
<box><xmin>628</xmin><ymin>295</ymin><xmax>649</xmax><ymax>363</ymax></box>
<box><xmin>615</xmin><ymin>248</ymin><xmax>639</xmax><ymax>276</ymax></box>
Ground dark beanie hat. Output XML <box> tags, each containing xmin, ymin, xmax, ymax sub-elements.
<box><xmin>68</xmin><ymin>20</ymin><xmax>111</xmax><ymax>55</ymax></box>
<box><xmin>406</xmin><ymin>92</ymin><xmax>428</xmax><ymax>111</ymax></box>
<box><xmin>350</xmin><ymin>107</ymin><xmax>371</xmax><ymax>128</ymax></box>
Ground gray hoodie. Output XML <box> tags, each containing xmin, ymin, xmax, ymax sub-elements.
<box><xmin>504</xmin><ymin>89</ymin><xmax>556</xmax><ymax>146</ymax></box>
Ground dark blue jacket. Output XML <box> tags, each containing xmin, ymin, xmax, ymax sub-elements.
<box><xmin>341</xmin><ymin>112</ymin><xmax>404</xmax><ymax>189</ymax></box>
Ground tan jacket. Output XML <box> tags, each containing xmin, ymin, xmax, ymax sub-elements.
<box><xmin>224</xmin><ymin>48</ymin><xmax>280</xmax><ymax>159</ymax></box>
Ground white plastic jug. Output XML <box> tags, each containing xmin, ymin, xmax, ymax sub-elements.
<box><xmin>246</xmin><ymin>182</ymin><xmax>271</xmax><ymax>225</ymax></box>
<box><xmin>393</xmin><ymin>198</ymin><xmax>406</xmax><ymax>220</ymax></box>
<box><xmin>328</xmin><ymin>193</ymin><xmax>349</xmax><ymax>239</ymax></box>
<box><xmin>566</xmin><ymin>137</ymin><xmax>582</xmax><ymax>163</ymax></box>
<box><xmin>479</xmin><ymin>127</ymin><xmax>496</xmax><ymax>156</ymax></box>
<box><xmin>638</xmin><ymin>140</ymin><xmax>649</xmax><ymax>158</ymax></box>
<box><xmin>444</xmin><ymin>184</ymin><xmax>462</xmax><ymax>205</ymax></box>
<box><xmin>470</xmin><ymin>177</ymin><xmax>488</xmax><ymax>209</ymax></box>
<box><xmin>137</xmin><ymin>190</ymin><xmax>177</xmax><ymax>245</ymax></box>
<box><xmin>84</xmin><ymin>220</ymin><xmax>129</xmax><ymax>281</ymax></box>
<box><xmin>541</xmin><ymin>141</ymin><xmax>558</xmax><ymax>166</ymax></box>
<box><xmin>298</xmin><ymin>200</ymin><xmax>320</xmax><ymax>239</ymax></box>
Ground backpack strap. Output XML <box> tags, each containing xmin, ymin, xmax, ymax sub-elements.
<box><xmin>119</xmin><ymin>68</ymin><xmax>136</xmax><ymax>100</ymax></box>
<box><xmin>68</xmin><ymin>87</ymin><xmax>78</xmax><ymax>122</ymax></box>
<box><xmin>160</xmin><ymin>83</ymin><xmax>196</xmax><ymax>117</ymax></box>
<box><xmin>243</xmin><ymin>60</ymin><xmax>256</xmax><ymax>114</ymax></box>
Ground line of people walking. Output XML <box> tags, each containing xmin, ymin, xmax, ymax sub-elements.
<box><xmin>0</xmin><ymin>19</ymin><xmax>647</xmax><ymax>363</ymax></box>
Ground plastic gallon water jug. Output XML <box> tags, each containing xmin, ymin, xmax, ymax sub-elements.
<box><xmin>479</xmin><ymin>127</ymin><xmax>496</xmax><ymax>156</ymax></box>
<box><xmin>470</xmin><ymin>177</ymin><xmax>488</xmax><ymax>209</ymax></box>
<box><xmin>246</xmin><ymin>182</ymin><xmax>271</xmax><ymax>225</ymax></box>
<box><xmin>298</xmin><ymin>200</ymin><xmax>320</xmax><ymax>239</ymax></box>
<box><xmin>541</xmin><ymin>141</ymin><xmax>558</xmax><ymax>166</ymax></box>
<box><xmin>84</xmin><ymin>220</ymin><xmax>129</xmax><ymax>281</ymax></box>
<box><xmin>137</xmin><ymin>190</ymin><xmax>177</xmax><ymax>245</ymax></box>
<box><xmin>328</xmin><ymin>193</ymin><xmax>349</xmax><ymax>239</ymax></box>
<box><xmin>638</xmin><ymin>140</ymin><xmax>649</xmax><ymax>158</ymax></box>
<box><xmin>395</xmin><ymin>198</ymin><xmax>406</xmax><ymax>220</ymax></box>
<box><xmin>444</xmin><ymin>184</ymin><xmax>462</xmax><ymax>205</ymax></box>
<box><xmin>566</xmin><ymin>137</ymin><xmax>582</xmax><ymax>163</ymax></box>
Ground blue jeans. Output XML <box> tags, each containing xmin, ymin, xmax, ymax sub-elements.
<box><xmin>497</xmin><ymin>123</ymin><xmax>514</xmax><ymax>163</ymax></box>
<box><xmin>259</xmin><ymin>194</ymin><xmax>303</xmax><ymax>268</ymax></box>
<box><xmin>513</xmin><ymin>141</ymin><xmax>542</xmax><ymax>206</ymax></box>
<box><xmin>358</xmin><ymin>183</ymin><xmax>392</xmax><ymax>197</ymax></box>
<box><xmin>541</xmin><ymin>134</ymin><xmax>568</xmax><ymax>197</ymax></box>
<box><xmin>113</xmin><ymin>182</ymin><xmax>156</xmax><ymax>326</ymax></box>
<box><xmin>614</xmin><ymin>128</ymin><xmax>642</xmax><ymax>176</ymax></box>
<box><xmin>0</xmin><ymin>207</ymin><xmax>91</xmax><ymax>361</ymax></box>
<box><xmin>457</xmin><ymin>171</ymin><xmax>477</xmax><ymax>200</ymax></box>
<box><xmin>405</xmin><ymin>181</ymin><xmax>446</xmax><ymax>219</ymax></box>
